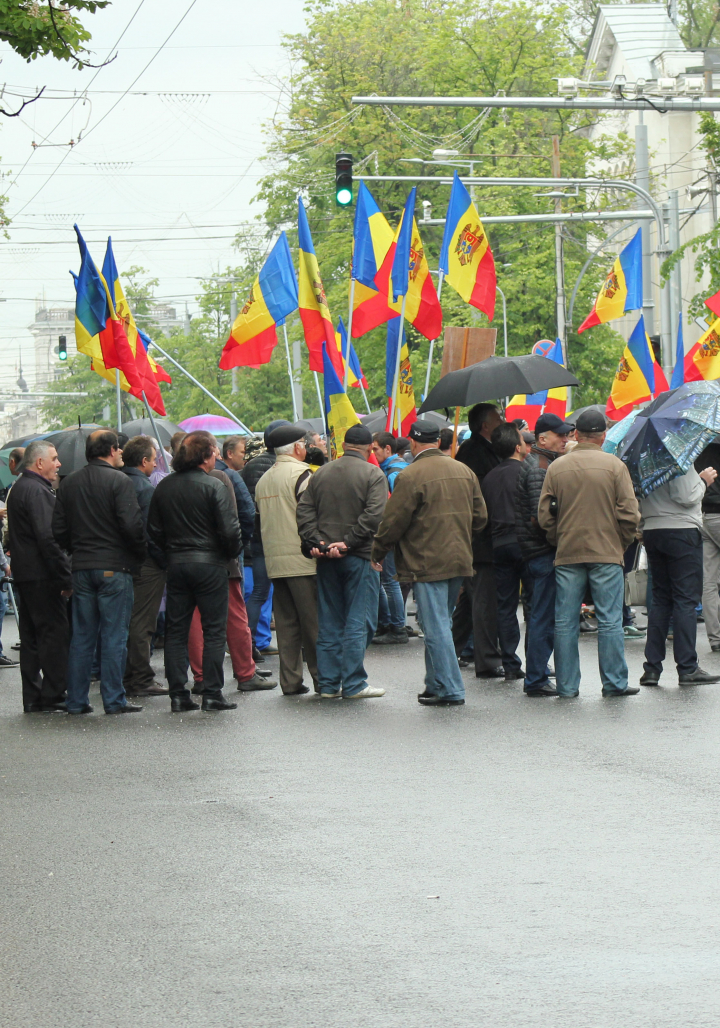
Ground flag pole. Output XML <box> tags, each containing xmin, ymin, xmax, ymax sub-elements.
<box><xmin>282</xmin><ymin>323</ymin><xmax>299</xmax><ymax>422</ymax></box>
<box><xmin>358</xmin><ymin>381</ymin><xmax>372</xmax><ymax>414</ymax></box>
<box><xmin>313</xmin><ymin>371</ymin><xmax>324</xmax><ymax>419</ymax></box>
<box><xmin>451</xmin><ymin>327</ymin><xmax>470</xmax><ymax>458</ymax></box>
<box><xmin>423</xmin><ymin>270</ymin><xmax>445</xmax><ymax>399</ymax></box>
<box><xmin>146</xmin><ymin>339</ymin><xmax>252</xmax><ymax>435</ymax></box>
<box><xmin>141</xmin><ymin>390</ymin><xmax>170</xmax><ymax>474</ymax></box>
<box><xmin>344</xmin><ymin>277</ymin><xmax>355</xmax><ymax>392</ymax></box>
<box><xmin>391</xmin><ymin>296</ymin><xmax>408</xmax><ymax>437</ymax></box>
<box><xmin>115</xmin><ymin>369</ymin><xmax>122</xmax><ymax>433</ymax></box>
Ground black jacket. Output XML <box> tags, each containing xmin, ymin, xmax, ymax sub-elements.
<box><xmin>52</xmin><ymin>460</ymin><xmax>146</xmax><ymax>573</ymax></box>
<box><xmin>215</xmin><ymin>457</ymin><xmax>255</xmax><ymax>547</ymax></box>
<box><xmin>482</xmin><ymin>458</ymin><xmax>524</xmax><ymax>544</ymax></box>
<box><xmin>514</xmin><ymin>446</ymin><xmax>561</xmax><ymax>562</ymax></box>
<box><xmin>241</xmin><ymin>451</ymin><xmax>276</xmax><ymax>558</ymax></box>
<box><xmin>120</xmin><ymin>466</ymin><xmax>167</xmax><ymax>570</ymax></box>
<box><xmin>147</xmin><ymin>467</ymin><xmax>242</xmax><ymax>567</ymax></box>
<box><xmin>455</xmin><ymin>432</ymin><xmax>500</xmax><ymax>563</ymax></box>
<box><xmin>695</xmin><ymin>442</ymin><xmax>720</xmax><ymax>513</ymax></box>
<box><xmin>7</xmin><ymin>470</ymin><xmax>72</xmax><ymax>587</ymax></box>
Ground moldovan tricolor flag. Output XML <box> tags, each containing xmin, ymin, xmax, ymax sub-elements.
<box><xmin>684</xmin><ymin>315</ymin><xmax>720</xmax><ymax>382</ymax></box>
<box><xmin>297</xmin><ymin>198</ymin><xmax>343</xmax><ymax>377</ymax></box>
<box><xmin>578</xmin><ymin>228</ymin><xmax>643</xmax><ymax>333</ymax></box>
<box><xmin>322</xmin><ymin>340</ymin><xmax>361</xmax><ymax>459</ymax></box>
<box><xmin>220</xmin><ymin>233</ymin><xmax>298</xmax><ymax>370</ymax></box>
<box><xmin>606</xmin><ymin>314</ymin><xmax>661</xmax><ymax>420</ymax></box>
<box><xmin>506</xmin><ymin>339</ymin><xmax>566</xmax><ymax>429</ymax></box>
<box><xmin>439</xmin><ymin>171</ymin><xmax>496</xmax><ymax>319</ymax></box>
<box><xmin>385</xmin><ymin>318</ymin><xmax>417</xmax><ymax>438</ymax></box>
<box><xmin>350</xmin><ymin>183</ymin><xmax>396</xmax><ymax>337</ymax></box>
<box><xmin>335</xmin><ymin>318</ymin><xmax>367</xmax><ymax>388</ymax></box>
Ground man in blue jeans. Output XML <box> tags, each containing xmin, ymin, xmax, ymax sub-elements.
<box><xmin>372</xmin><ymin>420</ymin><xmax>486</xmax><ymax>706</ymax></box>
<box><xmin>538</xmin><ymin>409</ymin><xmax>641</xmax><ymax>697</ymax></box>
<box><xmin>371</xmin><ymin>432</ymin><xmax>408</xmax><ymax>644</ymax></box>
<box><xmin>52</xmin><ymin>430</ymin><xmax>147</xmax><ymax>715</ymax></box>
<box><xmin>514</xmin><ymin>412</ymin><xmax>573</xmax><ymax>696</ymax></box>
<box><xmin>297</xmin><ymin>424</ymin><xmax>388</xmax><ymax>699</ymax></box>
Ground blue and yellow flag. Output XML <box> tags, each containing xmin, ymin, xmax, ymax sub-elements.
<box><xmin>322</xmin><ymin>340</ymin><xmax>360</xmax><ymax>459</ymax></box>
<box><xmin>579</xmin><ymin>228</ymin><xmax>643</xmax><ymax>333</ymax></box>
<box><xmin>298</xmin><ymin>198</ymin><xmax>343</xmax><ymax>377</ymax></box>
<box><xmin>335</xmin><ymin>318</ymin><xmax>367</xmax><ymax>389</ymax></box>
<box><xmin>439</xmin><ymin>171</ymin><xmax>496</xmax><ymax>319</ymax></box>
<box><xmin>385</xmin><ymin>318</ymin><xmax>417</xmax><ymax>437</ymax></box>
<box><xmin>220</xmin><ymin>232</ymin><xmax>298</xmax><ymax>370</ymax></box>
<box><xmin>606</xmin><ymin>314</ymin><xmax>668</xmax><ymax>420</ymax></box>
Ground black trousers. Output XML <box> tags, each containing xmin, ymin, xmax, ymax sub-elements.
<box><xmin>164</xmin><ymin>563</ymin><xmax>229</xmax><ymax>699</ymax></box>
<box><xmin>16</xmin><ymin>579</ymin><xmax>70</xmax><ymax>708</ymax></box>
<box><xmin>452</xmin><ymin>563</ymin><xmax>501</xmax><ymax>673</ymax></box>
<box><xmin>492</xmin><ymin>541</ymin><xmax>532</xmax><ymax>674</ymax></box>
<box><xmin>643</xmin><ymin>527</ymin><xmax>703</xmax><ymax>675</ymax></box>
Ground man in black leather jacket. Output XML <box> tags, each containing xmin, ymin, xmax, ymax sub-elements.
<box><xmin>148</xmin><ymin>430</ymin><xmax>242</xmax><ymax>712</ymax></box>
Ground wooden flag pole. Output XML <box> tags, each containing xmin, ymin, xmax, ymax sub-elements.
<box><xmin>282</xmin><ymin>322</ymin><xmax>299</xmax><ymax>422</ymax></box>
<box><xmin>451</xmin><ymin>326</ymin><xmax>470</xmax><ymax>458</ymax></box>
<box><xmin>423</xmin><ymin>270</ymin><xmax>445</xmax><ymax>400</ymax></box>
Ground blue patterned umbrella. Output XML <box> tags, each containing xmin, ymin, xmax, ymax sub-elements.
<box><xmin>602</xmin><ymin>408</ymin><xmax>641</xmax><ymax>456</ymax></box>
<box><xmin>616</xmin><ymin>381</ymin><xmax>720</xmax><ymax>496</ymax></box>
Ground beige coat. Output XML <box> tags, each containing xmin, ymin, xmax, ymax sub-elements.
<box><xmin>255</xmin><ymin>455</ymin><xmax>315</xmax><ymax>579</ymax></box>
<box><xmin>537</xmin><ymin>442</ymin><xmax>640</xmax><ymax>566</ymax></box>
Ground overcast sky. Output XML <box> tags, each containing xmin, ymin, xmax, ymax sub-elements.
<box><xmin>0</xmin><ymin>0</ymin><xmax>308</xmax><ymax>391</ymax></box>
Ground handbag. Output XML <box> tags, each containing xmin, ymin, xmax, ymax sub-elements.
<box><xmin>624</xmin><ymin>544</ymin><xmax>648</xmax><ymax>607</ymax></box>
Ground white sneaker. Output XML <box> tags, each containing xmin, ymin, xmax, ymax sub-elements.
<box><xmin>346</xmin><ymin>685</ymin><xmax>385</xmax><ymax>699</ymax></box>
<box><xmin>320</xmin><ymin>691</ymin><xmax>342</xmax><ymax>699</ymax></box>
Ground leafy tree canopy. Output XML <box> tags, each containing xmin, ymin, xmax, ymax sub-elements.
<box><xmin>0</xmin><ymin>1</ymin><xmax>109</xmax><ymax>68</ymax></box>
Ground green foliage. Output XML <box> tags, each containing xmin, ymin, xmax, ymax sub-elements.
<box><xmin>0</xmin><ymin>0</ymin><xmax>109</xmax><ymax>67</ymax></box>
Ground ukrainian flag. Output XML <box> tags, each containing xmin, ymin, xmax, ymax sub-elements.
<box><xmin>440</xmin><ymin>171</ymin><xmax>496</xmax><ymax>320</ymax></box>
<box><xmin>220</xmin><ymin>232</ymin><xmax>298</xmax><ymax>370</ymax></box>
<box><xmin>323</xmin><ymin>341</ymin><xmax>360</xmax><ymax>459</ymax></box>
<box><xmin>298</xmin><ymin>198</ymin><xmax>344</xmax><ymax>378</ymax></box>
<box><xmin>578</xmin><ymin>229</ymin><xmax>643</xmax><ymax>333</ymax></box>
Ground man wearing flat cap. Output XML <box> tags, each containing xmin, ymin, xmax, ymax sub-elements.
<box><xmin>296</xmin><ymin>424</ymin><xmax>388</xmax><ymax>699</ymax></box>
<box><xmin>255</xmin><ymin>425</ymin><xmax>319</xmax><ymax>695</ymax></box>
<box><xmin>372</xmin><ymin>419</ymin><xmax>487</xmax><ymax>706</ymax></box>
<box><xmin>538</xmin><ymin>409</ymin><xmax>641</xmax><ymax>697</ymax></box>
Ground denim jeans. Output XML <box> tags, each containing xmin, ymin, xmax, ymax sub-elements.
<box><xmin>555</xmin><ymin>562</ymin><xmax>627</xmax><ymax>695</ymax></box>
<box><xmin>524</xmin><ymin>553</ymin><xmax>556</xmax><ymax>692</ymax></box>
<box><xmin>644</xmin><ymin>527</ymin><xmax>703</xmax><ymax>675</ymax></box>
<box><xmin>316</xmin><ymin>555</ymin><xmax>380</xmax><ymax>696</ymax></box>
<box><xmin>0</xmin><ymin>580</ymin><xmax>8</xmax><ymax>655</ymax></box>
<box><xmin>378</xmin><ymin>549</ymin><xmax>405</xmax><ymax>628</ymax></box>
<box><xmin>66</xmin><ymin>569</ymin><xmax>135</xmax><ymax>713</ymax></box>
<box><xmin>244</xmin><ymin>556</ymin><xmax>273</xmax><ymax>650</ymax></box>
<box><xmin>165</xmin><ymin>563</ymin><xmax>229</xmax><ymax>700</ymax></box>
<box><xmin>492</xmin><ymin>541</ymin><xmax>531</xmax><ymax>675</ymax></box>
<box><xmin>414</xmin><ymin>577</ymin><xmax>465</xmax><ymax>701</ymax></box>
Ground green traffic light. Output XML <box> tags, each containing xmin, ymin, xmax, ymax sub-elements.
<box><xmin>59</xmin><ymin>352</ymin><xmax>68</xmax><ymax>361</ymax></box>
<box><xmin>336</xmin><ymin>187</ymin><xmax>353</xmax><ymax>206</ymax></box>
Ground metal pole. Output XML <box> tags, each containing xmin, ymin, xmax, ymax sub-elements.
<box><xmin>357</xmin><ymin>381</ymin><xmax>372</xmax><ymax>414</ymax></box>
<box><xmin>390</xmin><ymin>294</ymin><xmax>408</xmax><ymax>436</ymax></box>
<box><xmin>115</xmin><ymin>369</ymin><xmax>122</xmax><ymax>432</ymax></box>
<box><xmin>496</xmin><ymin>284</ymin><xmax>509</xmax><ymax>405</ymax></box>
<box><xmin>423</xmin><ymin>270</ymin><xmax>445</xmax><ymax>399</ymax></box>
<box><xmin>141</xmin><ymin>390</ymin><xmax>170</xmax><ymax>474</ymax></box>
<box><xmin>292</xmin><ymin>335</ymin><xmax>303</xmax><ymax>421</ymax></box>
<box><xmin>567</xmin><ymin>223</ymin><xmax>630</xmax><ymax>328</ymax></box>
<box><xmin>635</xmin><ymin>119</ymin><xmax>655</xmax><ymax>336</ymax></box>
<box><xmin>344</xmin><ymin>278</ymin><xmax>355</xmax><ymax>391</ymax></box>
<box><xmin>551</xmin><ymin>137</ymin><xmax>567</xmax><ymax>367</ymax></box>
<box><xmin>313</xmin><ymin>371</ymin><xmax>324</xmax><ymax>420</ymax></box>
<box><xmin>146</xmin><ymin>339</ymin><xmax>252</xmax><ymax>435</ymax></box>
<box><xmin>282</xmin><ymin>323</ymin><xmax>299</xmax><ymax>422</ymax></box>
<box><xmin>230</xmin><ymin>292</ymin><xmax>238</xmax><ymax>395</ymax></box>
<box><xmin>661</xmin><ymin>202</ymin><xmax>674</xmax><ymax>371</ymax></box>
<box><xmin>669</xmin><ymin>190</ymin><xmax>682</xmax><ymax>362</ymax></box>
<box><xmin>352</xmin><ymin>94</ymin><xmax>720</xmax><ymax>113</ymax></box>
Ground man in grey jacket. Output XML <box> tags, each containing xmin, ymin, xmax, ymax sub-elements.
<box><xmin>640</xmin><ymin>464</ymin><xmax>720</xmax><ymax>687</ymax></box>
<box><xmin>296</xmin><ymin>424</ymin><xmax>387</xmax><ymax>699</ymax></box>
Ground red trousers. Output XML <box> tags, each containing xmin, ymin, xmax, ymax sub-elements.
<box><xmin>188</xmin><ymin>578</ymin><xmax>255</xmax><ymax>683</ymax></box>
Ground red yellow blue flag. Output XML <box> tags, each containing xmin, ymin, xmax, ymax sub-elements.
<box><xmin>385</xmin><ymin>318</ymin><xmax>417</xmax><ymax>438</ymax></box>
<box><xmin>298</xmin><ymin>198</ymin><xmax>344</xmax><ymax>377</ymax></box>
<box><xmin>578</xmin><ymin>228</ymin><xmax>643</xmax><ymax>333</ymax></box>
<box><xmin>322</xmin><ymin>340</ymin><xmax>361</xmax><ymax>458</ymax></box>
<box><xmin>335</xmin><ymin>318</ymin><xmax>367</xmax><ymax>388</ymax></box>
<box><xmin>606</xmin><ymin>314</ymin><xmax>668</xmax><ymax>420</ymax></box>
<box><xmin>683</xmin><ymin>315</ymin><xmax>720</xmax><ymax>383</ymax></box>
<box><xmin>439</xmin><ymin>171</ymin><xmax>496</xmax><ymax>319</ymax></box>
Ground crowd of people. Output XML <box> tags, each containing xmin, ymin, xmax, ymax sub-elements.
<box><xmin>4</xmin><ymin>398</ymin><xmax>720</xmax><ymax>714</ymax></box>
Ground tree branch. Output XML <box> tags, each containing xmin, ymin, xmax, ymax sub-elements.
<box><xmin>0</xmin><ymin>86</ymin><xmax>46</xmax><ymax>118</ymax></box>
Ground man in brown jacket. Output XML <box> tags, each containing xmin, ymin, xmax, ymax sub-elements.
<box><xmin>538</xmin><ymin>409</ymin><xmax>641</xmax><ymax>698</ymax></box>
<box><xmin>372</xmin><ymin>420</ymin><xmax>487</xmax><ymax>706</ymax></box>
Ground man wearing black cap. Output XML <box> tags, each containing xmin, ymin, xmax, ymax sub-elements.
<box><xmin>255</xmin><ymin>425</ymin><xmax>318</xmax><ymax>695</ymax></box>
<box><xmin>514</xmin><ymin>411</ymin><xmax>573</xmax><ymax>696</ymax></box>
<box><xmin>538</xmin><ymin>410</ymin><xmax>641</xmax><ymax>697</ymax></box>
<box><xmin>373</xmin><ymin>420</ymin><xmax>486</xmax><ymax>705</ymax></box>
<box><xmin>297</xmin><ymin>424</ymin><xmax>388</xmax><ymax>699</ymax></box>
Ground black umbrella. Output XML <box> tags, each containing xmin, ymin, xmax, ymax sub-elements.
<box><xmin>565</xmin><ymin>404</ymin><xmax>608</xmax><ymax>427</ymax></box>
<box><xmin>122</xmin><ymin>417</ymin><xmax>180</xmax><ymax>448</ymax></box>
<box><xmin>359</xmin><ymin>409</ymin><xmax>389</xmax><ymax>434</ymax></box>
<box><xmin>294</xmin><ymin>417</ymin><xmax>326</xmax><ymax>435</ymax></box>
<box><xmin>418</xmin><ymin>355</ymin><xmax>579</xmax><ymax>414</ymax></box>
<box><xmin>45</xmin><ymin>424</ymin><xmax>102</xmax><ymax>477</ymax></box>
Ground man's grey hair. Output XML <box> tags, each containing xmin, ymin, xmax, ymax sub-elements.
<box><xmin>275</xmin><ymin>441</ymin><xmax>301</xmax><ymax>456</ymax></box>
<box><xmin>22</xmin><ymin>440</ymin><xmax>56</xmax><ymax>467</ymax></box>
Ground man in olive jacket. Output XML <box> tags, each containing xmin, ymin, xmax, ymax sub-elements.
<box><xmin>538</xmin><ymin>409</ymin><xmax>641</xmax><ymax>698</ymax></box>
<box><xmin>297</xmin><ymin>424</ymin><xmax>387</xmax><ymax>699</ymax></box>
<box><xmin>372</xmin><ymin>420</ymin><xmax>487</xmax><ymax>706</ymax></box>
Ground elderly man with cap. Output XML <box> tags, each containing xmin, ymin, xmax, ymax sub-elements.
<box><xmin>372</xmin><ymin>419</ymin><xmax>486</xmax><ymax>706</ymax></box>
<box><xmin>297</xmin><ymin>424</ymin><xmax>388</xmax><ymax>699</ymax></box>
<box><xmin>538</xmin><ymin>409</ymin><xmax>641</xmax><ymax>698</ymax></box>
<box><xmin>254</xmin><ymin>424</ymin><xmax>319</xmax><ymax>694</ymax></box>
<box><xmin>514</xmin><ymin>411</ymin><xmax>574</xmax><ymax>696</ymax></box>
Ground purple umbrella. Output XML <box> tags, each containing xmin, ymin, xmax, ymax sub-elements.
<box><xmin>178</xmin><ymin>414</ymin><xmax>245</xmax><ymax>435</ymax></box>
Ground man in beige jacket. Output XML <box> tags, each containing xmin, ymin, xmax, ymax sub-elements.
<box><xmin>255</xmin><ymin>424</ymin><xmax>318</xmax><ymax>695</ymax></box>
<box><xmin>538</xmin><ymin>409</ymin><xmax>641</xmax><ymax>698</ymax></box>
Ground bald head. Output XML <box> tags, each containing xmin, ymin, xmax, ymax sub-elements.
<box><xmin>85</xmin><ymin>429</ymin><xmax>123</xmax><ymax>467</ymax></box>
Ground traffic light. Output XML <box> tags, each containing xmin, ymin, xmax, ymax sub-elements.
<box><xmin>58</xmin><ymin>334</ymin><xmax>67</xmax><ymax>361</ymax></box>
<box><xmin>335</xmin><ymin>152</ymin><xmax>353</xmax><ymax>207</ymax></box>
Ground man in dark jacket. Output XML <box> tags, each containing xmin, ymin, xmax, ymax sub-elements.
<box><xmin>453</xmin><ymin>402</ymin><xmax>504</xmax><ymax>677</ymax></box>
<box><xmin>297</xmin><ymin>424</ymin><xmax>388</xmax><ymax>699</ymax></box>
<box><xmin>214</xmin><ymin>445</ymin><xmax>255</xmax><ymax>554</ymax></box>
<box><xmin>52</xmin><ymin>430</ymin><xmax>146</xmax><ymax>715</ymax></box>
<box><xmin>695</xmin><ymin>441</ymin><xmax>720</xmax><ymax>651</ymax></box>
<box><xmin>148</xmin><ymin>430</ymin><xmax>242</xmax><ymax>712</ymax></box>
<box><xmin>8</xmin><ymin>440</ymin><xmax>72</xmax><ymax>712</ymax></box>
<box><xmin>513</xmin><ymin>412</ymin><xmax>572</xmax><ymax>696</ymax></box>
<box><xmin>120</xmin><ymin>435</ymin><xmax>169</xmax><ymax>698</ymax></box>
<box><xmin>481</xmin><ymin>423</ymin><xmax>530</xmax><ymax>682</ymax></box>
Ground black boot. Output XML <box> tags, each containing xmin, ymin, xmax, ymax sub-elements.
<box><xmin>202</xmin><ymin>693</ymin><xmax>238</xmax><ymax>711</ymax></box>
<box><xmin>171</xmin><ymin>696</ymin><xmax>200</xmax><ymax>712</ymax></box>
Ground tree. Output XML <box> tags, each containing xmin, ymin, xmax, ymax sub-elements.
<box><xmin>0</xmin><ymin>1</ymin><xmax>110</xmax><ymax>70</ymax></box>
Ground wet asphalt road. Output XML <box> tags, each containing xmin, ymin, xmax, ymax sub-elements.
<box><xmin>2</xmin><ymin>612</ymin><xmax>720</xmax><ymax>1028</ymax></box>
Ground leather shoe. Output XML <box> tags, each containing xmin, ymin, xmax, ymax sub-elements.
<box><xmin>258</xmin><ymin>644</ymin><xmax>279</xmax><ymax>656</ymax></box>
<box><xmin>127</xmin><ymin>682</ymin><xmax>169</xmax><ymax>696</ymax></box>
<box><xmin>171</xmin><ymin>696</ymin><xmax>200</xmax><ymax>712</ymax></box>
<box><xmin>106</xmin><ymin>703</ymin><xmax>143</xmax><ymax>713</ymax></box>
<box><xmin>476</xmin><ymin>666</ymin><xmax>505</xmax><ymax>679</ymax></box>
<box><xmin>202</xmin><ymin>694</ymin><xmax>238</xmax><ymax>710</ymax></box>
<box><xmin>639</xmin><ymin>670</ymin><xmax>660</xmax><ymax>686</ymax></box>
<box><xmin>236</xmin><ymin>672</ymin><xmax>278</xmax><ymax>691</ymax></box>
<box><xmin>602</xmin><ymin>686</ymin><xmax>640</xmax><ymax>696</ymax></box>
<box><xmin>283</xmin><ymin>685</ymin><xmax>310</xmax><ymax>695</ymax></box>
<box><xmin>252</xmin><ymin>644</ymin><xmax>265</xmax><ymax>664</ymax></box>
<box><xmin>255</xmin><ymin>668</ymin><xmax>274</xmax><ymax>678</ymax></box>
<box><xmin>23</xmin><ymin>703</ymin><xmax>44</xmax><ymax>713</ymax></box>
<box><xmin>712</xmin><ymin>644</ymin><xmax>720</xmax><ymax>652</ymax></box>
<box><xmin>504</xmin><ymin>669</ymin><xmax>525</xmax><ymax>681</ymax></box>
<box><xmin>525</xmin><ymin>684</ymin><xmax>558</xmax><ymax>696</ymax></box>
<box><xmin>679</xmin><ymin>667</ymin><xmax>720</xmax><ymax>686</ymax></box>
<box><xmin>67</xmin><ymin>705</ymin><xmax>93</xmax><ymax>715</ymax></box>
<box><xmin>418</xmin><ymin>689</ymin><xmax>433</xmax><ymax>698</ymax></box>
<box><xmin>418</xmin><ymin>694</ymin><xmax>465</xmax><ymax>705</ymax></box>
<box><xmin>42</xmin><ymin>701</ymin><xmax>67</xmax><ymax>712</ymax></box>
<box><xmin>191</xmin><ymin>683</ymin><xmax>204</xmax><ymax>695</ymax></box>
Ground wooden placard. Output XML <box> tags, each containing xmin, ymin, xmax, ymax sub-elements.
<box><xmin>440</xmin><ymin>326</ymin><xmax>497</xmax><ymax>378</ymax></box>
